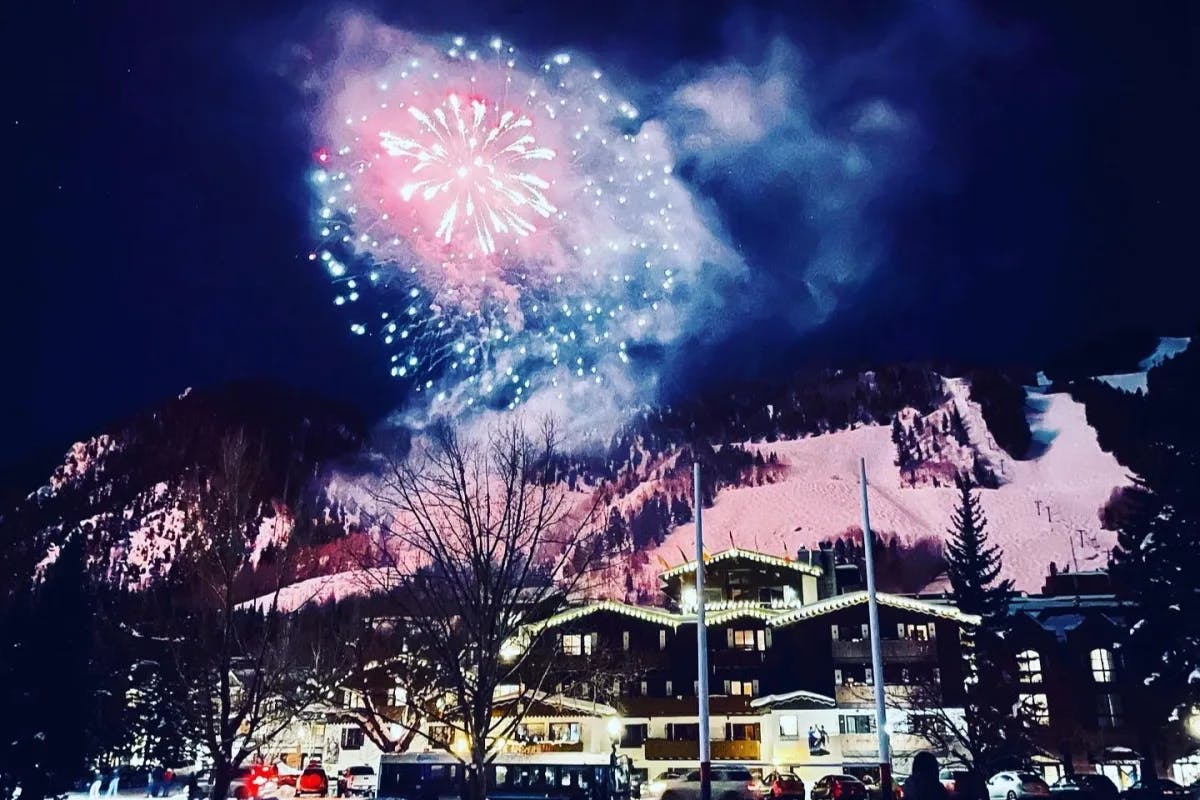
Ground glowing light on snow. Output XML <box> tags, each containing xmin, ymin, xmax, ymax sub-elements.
<box><xmin>308</xmin><ymin>25</ymin><xmax>731</xmax><ymax>426</ymax></box>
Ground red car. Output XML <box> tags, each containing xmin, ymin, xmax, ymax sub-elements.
<box><xmin>297</xmin><ymin>767</ymin><xmax>329</xmax><ymax>797</ymax></box>
<box><xmin>765</xmin><ymin>773</ymin><xmax>807</xmax><ymax>800</ymax></box>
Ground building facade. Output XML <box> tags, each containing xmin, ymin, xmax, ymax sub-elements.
<box><xmin>313</xmin><ymin>548</ymin><xmax>978</xmax><ymax>785</ymax></box>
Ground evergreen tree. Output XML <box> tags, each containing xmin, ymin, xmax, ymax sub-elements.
<box><xmin>1110</xmin><ymin>445</ymin><xmax>1200</xmax><ymax>778</ymax></box>
<box><xmin>0</xmin><ymin>537</ymin><xmax>106</xmax><ymax>800</ymax></box>
<box><xmin>944</xmin><ymin>476</ymin><xmax>1026</xmax><ymax>772</ymax></box>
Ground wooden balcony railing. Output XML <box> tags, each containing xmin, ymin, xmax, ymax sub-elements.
<box><xmin>643</xmin><ymin>739</ymin><xmax>761</xmax><ymax>760</ymax></box>
<box><xmin>831</xmin><ymin>639</ymin><xmax>935</xmax><ymax>662</ymax></box>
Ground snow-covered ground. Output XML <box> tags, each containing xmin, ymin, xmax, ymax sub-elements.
<box><xmin>1096</xmin><ymin>336</ymin><xmax>1191</xmax><ymax>394</ymax></box>
<box><xmin>640</xmin><ymin>377</ymin><xmax>1132</xmax><ymax>593</ymax></box>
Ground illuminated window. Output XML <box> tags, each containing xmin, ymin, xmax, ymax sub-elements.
<box><xmin>726</xmin><ymin>679</ymin><xmax>758</xmax><ymax>696</ymax></box>
<box><xmin>548</xmin><ymin>722</ymin><xmax>581</xmax><ymax>743</ymax></box>
<box><xmin>731</xmin><ymin>630</ymin><xmax>762</xmax><ymax>650</ymax></box>
<box><xmin>1097</xmin><ymin>693</ymin><xmax>1123</xmax><ymax>728</ymax></box>
<box><xmin>561</xmin><ymin>633</ymin><xmax>592</xmax><ymax>657</ymax></box>
<box><xmin>343</xmin><ymin>689</ymin><xmax>366</xmax><ymax>709</ymax></box>
<box><xmin>1019</xmin><ymin>693</ymin><xmax>1050</xmax><ymax>725</ymax></box>
<box><xmin>388</xmin><ymin>686</ymin><xmax>406</xmax><ymax>706</ymax></box>
<box><xmin>1090</xmin><ymin>649</ymin><xmax>1115</xmax><ymax>683</ymax></box>
<box><xmin>1017</xmin><ymin>650</ymin><xmax>1043</xmax><ymax>684</ymax></box>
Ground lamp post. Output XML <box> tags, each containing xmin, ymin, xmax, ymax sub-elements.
<box><xmin>607</xmin><ymin>718</ymin><xmax>625</xmax><ymax>800</ymax></box>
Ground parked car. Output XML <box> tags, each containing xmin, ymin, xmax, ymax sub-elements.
<box><xmin>651</xmin><ymin>766</ymin><xmax>760</xmax><ymax>800</ymax></box>
<box><xmin>987</xmin><ymin>773</ymin><xmax>1050</xmax><ymax>800</ymax></box>
<box><xmin>230</xmin><ymin>766</ymin><xmax>282</xmax><ymax>800</ymax></box>
<box><xmin>642</xmin><ymin>770</ymin><xmax>690</xmax><ymax>800</ymax></box>
<box><xmin>764</xmin><ymin>772</ymin><xmax>806</xmax><ymax>800</ymax></box>
<box><xmin>810</xmin><ymin>776</ymin><xmax>869</xmax><ymax>800</ymax></box>
<box><xmin>296</xmin><ymin>767</ymin><xmax>329</xmax><ymax>798</ymax></box>
<box><xmin>860</xmin><ymin>774</ymin><xmax>902</xmax><ymax>800</ymax></box>
<box><xmin>941</xmin><ymin>770</ymin><xmax>985</xmax><ymax>800</ymax></box>
<box><xmin>337</xmin><ymin>766</ymin><xmax>377</xmax><ymax>798</ymax></box>
<box><xmin>1049</xmin><ymin>774</ymin><xmax>1119</xmax><ymax>800</ymax></box>
<box><xmin>1120</xmin><ymin>780</ymin><xmax>1188</xmax><ymax>800</ymax></box>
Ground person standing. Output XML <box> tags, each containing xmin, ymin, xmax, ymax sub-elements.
<box><xmin>902</xmin><ymin>753</ymin><xmax>949</xmax><ymax>800</ymax></box>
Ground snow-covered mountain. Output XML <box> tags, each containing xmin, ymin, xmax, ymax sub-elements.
<box><xmin>7</xmin><ymin>337</ymin><xmax>1195</xmax><ymax>607</ymax></box>
<box><xmin>1</xmin><ymin>381</ymin><xmax>366</xmax><ymax>593</ymax></box>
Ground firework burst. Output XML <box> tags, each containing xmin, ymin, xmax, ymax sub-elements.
<box><xmin>309</xmin><ymin>23</ymin><xmax>729</xmax><ymax>427</ymax></box>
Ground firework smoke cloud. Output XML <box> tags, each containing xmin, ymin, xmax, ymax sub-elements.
<box><xmin>308</xmin><ymin>15</ymin><xmax>740</xmax><ymax>434</ymax></box>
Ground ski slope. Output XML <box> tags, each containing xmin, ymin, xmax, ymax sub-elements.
<box><xmin>641</xmin><ymin>379</ymin><xmax>1131</xmax><ymax>593</ymax></box>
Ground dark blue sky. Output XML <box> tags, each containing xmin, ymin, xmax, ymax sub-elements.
<box><xmin>5</xmin><ymin>0</ymin><xmax>1198</xmax><ymax>482</ymax></box>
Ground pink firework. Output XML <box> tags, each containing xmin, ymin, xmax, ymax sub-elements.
<box><xmin>381</xmin><ymin>93</ymin><xmax>557</xmax><ymax>256</ymax></box>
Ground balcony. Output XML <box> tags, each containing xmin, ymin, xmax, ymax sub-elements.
<box><xmin>831</xmin><ymin>639</ymin><xmax>935</xmax><ymax>662</ymax></box>
<box><xmin>644</xmin><ymin>739</ymin><xmax>761</xmax><ymax>761</ymax></box>
<box><xmin>835</xmin><ymin>684</ymin><xmax>928</xmax><ymax>707</ymax></box>
<box><xmin>712</xmin><ymin>649</ymin><xmax>768</xmax><ymax>668</ymax></box>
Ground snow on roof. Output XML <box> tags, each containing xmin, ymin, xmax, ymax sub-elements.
<box><xmin>750</xmin><ymin>689</ymin><xmax>837</xmax><ymax>710</ymax></box>
<box><xmin>658</xmin><ymin>547</ymin><xmax>823</xmax><ymax>582</ymax></box>
<box><xmin>766</xmin><ymin>590</ymin><xmax>981</xmax><ymax>626</ymax></box>
<box><xmin>494</xmin><ymin>687</ymin><xmax>617</xmax><ymax>717</ymax></box>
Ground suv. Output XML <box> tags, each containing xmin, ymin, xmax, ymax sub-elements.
<box><xmin>338</xmin><ymin>766</ymin><xmax>377</xmax><ymax>798</ymax></box>
<box><xmin>649</xmin><ymin>767</ymin><xmax>760</xmax><ymax>800</ymax></box>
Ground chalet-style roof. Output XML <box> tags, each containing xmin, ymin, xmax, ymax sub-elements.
<box><xmin>749</xmin><ymin>690</ymin><xmax>838</xmax><ymax>710</ymax></box>
<box><xmin>494</xmin><ymin>689</ymin><xmax>618</xmax><ymax>718</ymax></box>
<box><xmin>524</xmin><ymin>590</ymin><xmax>976</xmax><ymax>638</ymax></box>
<box><xmin>766</xmin><ymin>591</ymin><xmax>981</xmax><ymax>627</ymax></box>
<box><xmin>524</xmin><ymin>599</ymin><xmax>684</xmax><ymax>633</ymax></box>
<box><xmin>658</xmin><ymin>547</ymin><xmax>824</xmax><ymax>582</ymax></box>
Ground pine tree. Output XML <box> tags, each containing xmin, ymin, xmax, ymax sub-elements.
<box><xmin>1110</xmin><ymin>445</ymin><xmax>1200</xmax><ymax>778</ymax></box>
<box><xmin>944</xmin><ymin>476</ymin><xmax>1026</xmax><ymax>772</ymax></box>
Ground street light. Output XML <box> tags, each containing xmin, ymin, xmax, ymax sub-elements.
<box><xmin>1186</xmin><ymin>710</ymin><xmax>1200</xmax><ymax>740</ymax></box>
<box><xmin>606</xmin><ymin>717</ymin><xmax>624</xmax><ymax>741</ymax></box>
<box><xmin>606</xmin><ymin>718</ymin><xmax>625</xmax><ymax>800</ymax></box>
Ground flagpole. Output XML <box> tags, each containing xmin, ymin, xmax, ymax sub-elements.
<box><xmin>860</xmin><ymin>458</ymin><xmax>892</xmax><ymax>799</ymax></box>
<box><xmin>694</xmin><ymin>461</ymin><xmax>711</xmax><ymax>800</ymax></box>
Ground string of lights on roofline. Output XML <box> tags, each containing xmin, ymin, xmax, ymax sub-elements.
<box><xmin>310</xmin><ymin>34</ymin><xmax>693</xmax><ymax>413</ymax></box>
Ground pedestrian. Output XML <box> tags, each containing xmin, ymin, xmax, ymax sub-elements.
<box><xmin>902</xmin><ymin>752</ymin><xmax>949</xmax><ymax>800</ymax></box>
<box><xmin>163</xmin><ymin>767</ymin><xmax>175</xmax><ymax>796</ymax></box>
<box><xmin>107</xmin><ymin>770</ymin><xmax>121</xmax><ymax>798</ymax></box>
<box><xmin>148</xmin><ymin>768</ymin><xmax>157</xmax><ymax>799</ymax></box>
<box><xmin>89</xmin><ymin>772</ymin><xmax>103</xmax><ymax>800</ymax></box>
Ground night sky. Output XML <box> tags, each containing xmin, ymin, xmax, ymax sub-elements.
<box><xmin>5</xmin><ymin>0</ymin><xmax>1198</xmax><ymax>482</ymax></box>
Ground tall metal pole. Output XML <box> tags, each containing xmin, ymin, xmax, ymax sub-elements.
<box><xmin>860</xmin><ymin>458</ymin><xmax>892</xmax><ymax>799</ymax></box>
<box><xmin>694</xmin><ymin>461</ymin><xmax>711</xmax><ymax>800</ymax></box>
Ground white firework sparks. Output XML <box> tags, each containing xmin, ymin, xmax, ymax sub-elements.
<box><xmin>380</xmin><ymin>94</ymin><xmax>557</xmax><ymax>255</ymax></box>
<box><xmin>309</xmin><ymin>26</ymin><xmax>737</xmax><ymax>432</ymax></box>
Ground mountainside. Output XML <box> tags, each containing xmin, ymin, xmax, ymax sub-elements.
<box><xmin>0</xmin><ymin>382</ymin><xmax>366</xmax><ymax>595</ymax></box>
<box><xmin>6</xmin><ymin>337</ymin><xmax>1196</xmax><ymax>606</ymax></box>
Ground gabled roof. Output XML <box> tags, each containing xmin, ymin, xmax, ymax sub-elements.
<box><xmin>525</xmin><ymin>599</ymin><xmax>682</xmax><ymax>633</ymax></box>
<box><xmin>750</xmin><ymin>690</ymin><xmax>838</xmax><ymax>710</ymax></box>
<box><xmin>658</xmin><ymin>547</ymin><xmax>824</xmax><ymax>582</ymax></box>
<box><xmin>495</xmin><ymin>688</ymin><xmax>617</xmax><ymax>718</ymax></box>
<box><xmin>767</xmin><ymin>591</ymin><xmax>981</xmax><ymax>627</ymax></box>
